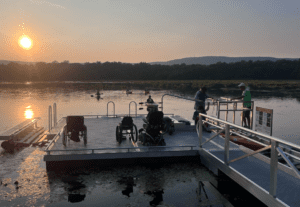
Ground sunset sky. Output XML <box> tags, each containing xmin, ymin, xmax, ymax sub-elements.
<box><xmin>0</xmin><ymin>0</ymin><xmax>299</xmax><ymax>63</ymax></box>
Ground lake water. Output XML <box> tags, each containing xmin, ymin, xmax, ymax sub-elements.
<box><xmin>0</xmin><ymin>83</ymin><xmax>300</xmax><ymax>145</ymax></box>
<box><xmin>0</xmin><ymin>82</ymin><xmax>300</xmax><ymax>206</ymax></box>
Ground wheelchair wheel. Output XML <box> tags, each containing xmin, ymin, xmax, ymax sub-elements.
<box><xmin>62</xmin><ymin>132</ymin><xmax>68</xmax><ymax>146</ymax></box>
<box><xmin>62</xmin><ymin>127</ymin><xmax>67</xmax><ymax>146</ymax></box>
<box><xmin>116</xmin><ymin>126</ymin><xmax>122</xmax><ymax>143</ymax></box>
<box><xmin>83</xmin><ymin>130</ymin><xmax>87</xmax><ymax>145</ymax></box>
<box><xmin>116</xmin><ymin>126</ymin><xmax>119</xmax><ymax>141</ymax></box>
<box><xmin>169</xmin><ymin>126</ymin><xmax>175</xmax><ymax>135</ymax></box>
<box><xmin>131</xmin><ymin>125</ymin><xmax>138</xmax><ymax>143</ymax></box>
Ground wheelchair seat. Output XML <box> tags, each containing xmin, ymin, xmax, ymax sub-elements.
<box><xmin>65</xmin><ymin>116</ymin><xmax>87</xmax><ymax>143</ymax></box>
<box><xmin>147</xmin><ymin>111</ymin><xmax>164</xmax><ymax>126</ymax></box>
<box><xmin>121</xmin><ymin>116</ymin><xmax>133</xmax><ymax>130</ymax></box>
<box><xmin>66</xmin><ymin>116</ymin><xmax>87</xmax><ymax>132</ymax></box>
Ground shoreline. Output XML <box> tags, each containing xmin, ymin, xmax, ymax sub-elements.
<box><xmin>0</xmin><ymin>80</ymin><xmax>300</xmax><ymax>91</ymax></box>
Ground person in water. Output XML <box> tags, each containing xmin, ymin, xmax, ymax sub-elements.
<box><xmin>232</xmin><ymin>83</ymin><xmax>252</xmax><ymax>128</ymax></box>
<box><xmin>147</xmin><ymin>95</ymin><xmax>154</xmax><ymax>103</ymax></box>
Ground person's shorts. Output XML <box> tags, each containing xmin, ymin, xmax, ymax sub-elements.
<box><xmin>243</xmin><ymin>107</ymin><xmax>251</xmax><ymax>118</ymax></box>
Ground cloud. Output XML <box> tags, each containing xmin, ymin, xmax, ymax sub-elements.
<box><xmin>29</xmin><ymin>0</ymin><xmax>65</xmax><ymax>9</ymax></box>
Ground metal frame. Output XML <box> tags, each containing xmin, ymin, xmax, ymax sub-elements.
<box><xmin>219</xmin><ymin>97</ymin><xmax>254</xmax><ymax>129</ymax></box>
<box><xmin>107</xmin><ymin>101</ymin><xmax>115</xmax><ymax>117</ymax></box>
<box><xmin>129</xmin><ymin>101</ymin><xmax>137</xmax><ymax>117</ymax></box>
<box><xmin>45</xmin><ymin>145</ymin><xmax>196</xmax><ymax>155</ymax></box>
<box><xmin>160</xmin><ymin>94</ymin><xmax>206</xmax><ymax>112</ymax></box>
<box><xmin>197</xmin><ymin>113</ymin><xmax>300</xmax><ymax>198</ymax></box>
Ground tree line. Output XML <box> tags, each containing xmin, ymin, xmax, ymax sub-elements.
<box><xmin>0</xmin><ymin>59</ymin><xmax>299</xmax><ymax>82</ymax></box>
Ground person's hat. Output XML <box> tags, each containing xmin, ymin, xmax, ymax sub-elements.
<box><xmin>238</xmin><ymin>83</ymin><xmax>245</xmax><ymax>87</ymax></box>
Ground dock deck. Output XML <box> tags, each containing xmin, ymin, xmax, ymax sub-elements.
<box><xmin>44</xmin><ymin>115</ymin><xmax>205</xmax><ymax>160</ymax></box>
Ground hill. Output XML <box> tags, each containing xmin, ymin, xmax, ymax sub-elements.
<box><xmin>150</xmin><ymin>56</ymin><xmax>299</xmax><ymax>65</ymax></box>
<box><xmin>0</xmin><ymin>60</ymin><xmax>35</xmax><ymax>65</ymax></box>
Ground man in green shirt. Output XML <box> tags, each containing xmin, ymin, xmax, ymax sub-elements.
<box><xmin>232</xmin><ymin>83</ymin><xmax>252</xmax><ymax>128</ymax></box>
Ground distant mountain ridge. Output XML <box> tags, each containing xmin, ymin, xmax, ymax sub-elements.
<box><xmin>1</xmin><ymin>56</ymin><xmax>299</xmax><ymax>66</ymax></box>
<box><xmin>0</xmin><ymin>60</ymin><xmax>35</xmax><ymax>65</ymax></box>
<box><xmin>150</xmin><ymin>56</ymin><xmax>299</xmax><ymax>65</ymax></box>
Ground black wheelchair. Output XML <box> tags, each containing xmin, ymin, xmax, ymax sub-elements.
<box><xmin>116</xmin><ymin>116</ymin><xmax>138</xmax><ymax>143</ymax></box>
<box><xmin>138</xmin><ymin>110</ymin><xmax>166</xmax><ymax>146</ymax></box>
<box><xmin>63</xmin><ymin>116</ymin><xmax>87</xmax><ymax>146</ymax></box>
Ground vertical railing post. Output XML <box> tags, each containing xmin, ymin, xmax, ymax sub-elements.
<box><xmin>198</xmin><ymin>114</ymin><xmax>203</xmax><ymax>148</ymax></box>
<box><xmin>225</xmin><ymin>102</ymin><xmax>228</xmax><ymax>121</ymax></box>
<box><xmin>224</xmin><ymin>124</ymin><xmax>230</xmax><ymax>165</ymax></box>
<box><xmin>217</xmin><ymin>101</ymin><xmax>220</xmax><ymax>126</ymax></box>
<box><xmin>241</xmin><ymin>102</ymin><xmax>243</xmax><ymax>127</ymax></box>
<box><xmin>53</xmin><ymin>103</ymin><xmax>57</xmax><ymax>127</ymax></box>
<box><xmin>48</xmin><ymin>105</ymin><xmax>52</xmax><ymax>132</ymax></box>
<box><xmin>250</xmin><ymin>101</ymin><xmax>254</xmax><ymax>130</ymax></box>
<box><xmin>233</xmin><ymin>102</ymin><xmax>236</xmax><ymax>124</ymax></box>
<box><xmin>161</xmin><ymin>96</ymin><xmax>164</xmax><ymax>112</ymax></box>
<box><xmin>270</xmin><ymin>140</ymin><xmax>278</xmax><ymax>197</ymax></box>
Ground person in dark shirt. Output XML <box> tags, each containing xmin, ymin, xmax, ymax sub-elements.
<box><xmin>147</xmin><ymin>95</ymin><xmax>154</xmax><ymax>103</ymax></box>
<box><xmin>194</xmin><ymin>87</ymin><xmax>209</xmax><ymax>111</ymax></box>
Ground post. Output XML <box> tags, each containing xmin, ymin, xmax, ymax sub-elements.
<box><xmin>233</xmin><ymin>102</ymin><xmax>236</xmax><ymax>124</ymax></box>
<box><xmin>53</xmin><ymin>103</ymin><xmax>57</xmax><ymax>127</ymax></box>
<box><xmin>198</xmin><ymin>114</ymin><xmax>203</xmax><ymax>148</ymax></box>
<box><xmin>48</xmin><ymin>105</ymin><xmax>52</xmax><ymax>132</ymax></box>
<box><xmin>270</xmin><ymin>140</ymin><xmax>278</xmax><ymax>197</ymax></box>
<box><xmin>217</xmin><ymin>101</ymin><xmax>220</xmax><ymax>126</ymax></box>
<box><xmin>161</xmin><ymin>96</ymin><xmax>164</xmax><ymax>112</ymax></box>
<box><xmin>241</xmin><ymin>102</ymin><xmax>243</xmax><ymax>127</ymax></box>
<box><xmin>250</xmin><ymin>101</ymin><xmax>254</xmax><ymax>130</ymax></box>
<box><xmin>225</xmin><ymin>102</ymin><xmax>228</xmax><ymax>121</ymax></box>
<box><xmin>224</xmin><ymin>124</ymin><xmax>230</xmax><ymax>165</ymax></box>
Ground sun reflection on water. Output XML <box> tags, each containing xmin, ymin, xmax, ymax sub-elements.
<box><xmin>24</xmin><ymin>106</ymin><xmax>34</xmax><ymax>119</ymax></box>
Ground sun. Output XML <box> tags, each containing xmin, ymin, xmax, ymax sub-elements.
<box><xmin>18</xmin><ymin>35</ymin><xmax>32</xmax><ymax>50</ymax></box>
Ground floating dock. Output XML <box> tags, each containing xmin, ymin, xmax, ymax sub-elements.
<box><xmin>43</xmin><ymin>111</ymin><xmax>300</xmax><ymax>207</ymax></box>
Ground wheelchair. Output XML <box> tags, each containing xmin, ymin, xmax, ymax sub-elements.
<box><xmin>63</xmin><ymin>116</ymin><xmax>87</xmax><ymax>146</ymax></box>
<box><xmin>116</xmin><ymin>116</ymin><xmax>138</xmax><ymax>143</ymax></box>
<box><xmin>138</xmin><ymin>110</ymin><xmax>166</xmax><ymax>146</ymax></box>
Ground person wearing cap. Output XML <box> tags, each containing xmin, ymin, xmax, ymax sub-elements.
<box><xmin>147</xmin><ymin>95</ymin><xmax>154</xmax><ymax>103</ymax></box>
<box><xmin>232</xmin><ymin>83</ymin><xmax>252</xmax><ymax>128</ymax></box>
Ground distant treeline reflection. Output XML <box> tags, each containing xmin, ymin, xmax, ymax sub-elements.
<box><xmin>1</xmin><ymin>59</ymin><xmax>300</xmax><ymax>82</ymax></box>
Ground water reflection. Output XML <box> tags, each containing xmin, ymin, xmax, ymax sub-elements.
<box><xmin>24</xmin><ymin>106</ymin><xmax>34</xmax><ymax>119</ymax></box>
<box><xmin>66</xmin><ymin>181</ymin><xmax>86</xmax><ymax>203</ymax></box>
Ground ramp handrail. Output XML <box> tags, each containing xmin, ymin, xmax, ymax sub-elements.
<box><xmin>107</xmin><ymin>101</ymin><xmax>115</xmax><ymax>117</ymax></box>
<box><xmin>129</xmin><ymin>101</ymin><xmax>137</xmax><ymax>117</ymax></box>
<box><xmin>218</xmin><ymin>98</ymin><xmax>254</xmax><ymax>129</ymax></box>
<box><xmin>161</xmin><ymin>94</ymin><xmax>214</xmax><ymax>112</ymax></box>
<box><xmin>197</xmin><ymin>113</ymin><xmax>300</xmax><ymax>198</ymax></box>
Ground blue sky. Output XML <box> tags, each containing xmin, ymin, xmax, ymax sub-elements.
<box><xmin>0</xmin><ymin>0</ymin><xmax>299</xmax><ymax>63</ymax></box>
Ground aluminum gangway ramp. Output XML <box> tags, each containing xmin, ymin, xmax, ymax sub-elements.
<box><xmin>198</xmin><ymin>114</ymin><xmax>300</xmax><ymax>207</ymax></box>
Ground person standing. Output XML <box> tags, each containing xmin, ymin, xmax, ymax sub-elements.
<box><xmin>194</xmin><ymin>87</ymin><xmax>212</xmax><ymax>131</ymax></box>
<box><xmin>194</xmin><ymin>87</ymin><xmax>209</xmax><ymax>111</ymax></box>
<box><xmin>232</xmin><ymin>83</ymin><xmax>252</xmax><ymax>128</ymax></box>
